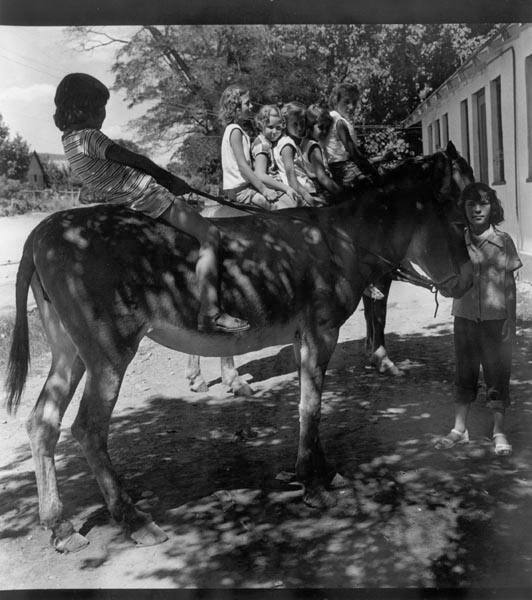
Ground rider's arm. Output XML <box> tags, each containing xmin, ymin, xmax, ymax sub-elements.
<box><xmin>336</xmin><ymin>121</ymin><xmax>379</xmax><ymax>178</ymax></box>
<box><xmin>309</xmin><ymin>146</ymin><xmax>342</xmax><ymax>196</ymax></box>
<box><xmin>280</xmin><ymin>145</ymin><xmax>314</xmax><ymax>206</ymax></box>
<box><xmin>106</xmin><ymin>143</ymin><xmax>191</xmax><ymax>196</ymax></box>
<box><xmin>229</xmin><ymin>129</ymin><xmax>274</xmax><ymax>199</ymax></box>
<box><xmin>254</xmin><ymin>153</ymin><xmax>296</xmax><ymax>199</ymax></box>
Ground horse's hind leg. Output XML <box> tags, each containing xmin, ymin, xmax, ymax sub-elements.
<box><xmin>26</xmin><ymin>293</ymin><xmax>88</xmax><ymax>552</ymax></box>
<box><xmin>363</xmin><ymin>276</ymin><xmax>404</xmax><ymax>376</ymax></box>
<box><xmin>220</xmin><ymin>356</ymin><xmax>253</xmax><ymax>396</ymax></box>
<box><xmin>293</xmin><ymin>316</ymin><xmax>339</xmax><ymax>507</ymax></box>
<box><xmin>185</xmin><ymin>354</ymin><xmax>209</xmax><ymax>393</ymax></box>
<box><xmin>71</xmin><ymin>357</ymin><xmax>168</xmax><ymax>547</ymax></box>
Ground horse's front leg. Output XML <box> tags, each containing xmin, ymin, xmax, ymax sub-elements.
<box><xmin>185</xmin><ymin>354</ymin><xmax>209</xmax><ymax>393</ymax></box>
<box><xmin>293</xmin><ymin>318</ymin><xmax>339</xmax><ymax>506</ymax></box>
<box><xmin>220</xmin><ymin>356</ymin><xmax>253</xmax><ymax>396</ymax></box>
<box><xmin>363</xmin><ymin>275</ymin><xmax>404</xmax><ymax>376</ymax></box>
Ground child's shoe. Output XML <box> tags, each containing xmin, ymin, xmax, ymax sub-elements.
<box><xmin>434</xmin><ymin>428</ymin><xmax>469</xmax><ymax>449</ymax></box>
<box><xmin>198</xmin><ymin>312</ymin><xmax>250</xmax><ymax>334</ymax></box>
<box><xmin>493</xmin><ymin>433</ymin><xmax>512</xmax><ymax>456</ymax></box>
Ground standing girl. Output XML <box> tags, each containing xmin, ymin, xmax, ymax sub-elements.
<box><xmin>219</xmin><ymin>84</ymin><xmax>278</xmax><ymax>209</ymax></box>
<box><xmin>435</xmin><ymin>183</ymin><xmax>522</xmax><ymax>456</ymax></box>
<box><xmin>322</xmin><ymin>82</ymin><xmax>378</xmax><ymax>188</ymax></box>
<box><xmin>300</xmin><ymin>104</ymin><xmax>342</xmax><ymax>203</ymax></box>
<box><xmin>251</xmin><ymin>104</ymin><xmax>298</xmax><ymax>209</ymax></box>
<box><xmin>54</xmin><ymin>72</ymin><xmax>249</xmax><ymax>334</ymax></box>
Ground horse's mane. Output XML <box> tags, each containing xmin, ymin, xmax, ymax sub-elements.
<box><xmin>332</xmin><ymin>152</ymin><xmax>446</xmax><ymax>223</ymax></box>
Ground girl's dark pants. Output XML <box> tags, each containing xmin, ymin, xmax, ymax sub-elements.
<box><xmin>454</xmin><ymin>316</ymin><xmax>512</xmax><ymax>413</ymax></box>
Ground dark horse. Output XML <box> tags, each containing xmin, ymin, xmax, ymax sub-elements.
<box><xmin>5</xmin><ymin>142</ymin><xmax>473</xmax><ymax>553</ymax></box>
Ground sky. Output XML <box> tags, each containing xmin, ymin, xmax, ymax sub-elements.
<box><xmin>0</xmin><ymin>26</ymin><xmax>160</xmax><ymax>159</ymax></box>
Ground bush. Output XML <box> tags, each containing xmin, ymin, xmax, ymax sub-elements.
<box><xmin>0</xmin><ymin>176</ymin><xmax>81</xmax><ymax>216</ymax></box>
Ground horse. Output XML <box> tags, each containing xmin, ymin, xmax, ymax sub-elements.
<box><xmin>5</xmin><ymin>141</ymin><xmax>474</xmax><ymax>553</ymax></box>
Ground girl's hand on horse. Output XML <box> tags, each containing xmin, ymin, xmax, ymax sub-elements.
<box><xmin>263</xmin><ymin>187</ymin><xmax>279</xmax><ymax>204</ymax></box>
<box><xmin>284</xmin><ymin>185</ymin><xmax>301</xmax><ymax>203</ymax></box>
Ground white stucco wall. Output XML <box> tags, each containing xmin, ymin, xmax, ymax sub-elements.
<box><xmin>411</xmin><ymin>24</ymin><xmax>532</xmax><ymax>281</ymax></box>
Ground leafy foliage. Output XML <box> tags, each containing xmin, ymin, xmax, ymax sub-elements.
<box><xmin>0</xmin><ymin>115</ymin><xmax>31</xmax><ymax>180</ymax></box>
<box><xmin>68</xmin><ymin>24</ymin><xmax>499</xmax><ymax>181</ymax></box>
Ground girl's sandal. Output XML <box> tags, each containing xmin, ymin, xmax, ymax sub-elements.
<box><xmin>434</xmin><ymin>428</ymin><xmax>469</xmax><ymax>450</ymax></box>
<box><xmin>493</xmin><ymin>433</ymin><xmax>512</xmax><ymax>456</ymax></box>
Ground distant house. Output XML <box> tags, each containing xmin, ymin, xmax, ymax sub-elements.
<box><xmin>26</xmin><ymin>151</ymin><xmax>73</xmax><ymax>189</ymax></box>
<box><xmin>403</xmin><ymin>23</ymin><xmax>532</xmax><ymax>281</ymax></box>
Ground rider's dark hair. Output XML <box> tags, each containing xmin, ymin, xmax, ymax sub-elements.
<box><xmin>53</xmin><ymin>73</ymin><xmax>110</xmax><ymax>132</ymax></box>
<box><xmin>459</xmin><ymin>182</ymin><xmax>504</xmax><ymax>225</ymax></box>
<box><xmin>328</xmin><ymin>82</ymin><xmax>359</xmax><ymax>110</ymax></box>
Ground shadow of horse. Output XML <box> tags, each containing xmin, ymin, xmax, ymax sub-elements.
<box><xmin>2</xmin><ymin>325</ymin><xmax>532</xmax><ymax>586</ymax></box>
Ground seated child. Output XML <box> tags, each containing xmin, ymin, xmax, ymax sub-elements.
<box><xmin>274</xmin><ymin>102</ymin><xmax>321</xmax><ymax>207</ymax></box>
<box><xmin>251</xmin><ymin>104</ymin><xmax>299</xmax><ymax>209</ymax></box>
<box><xmin>300</xmin><ymin>104</ymin><xmax>343</xmax><ymax>203</ymax></box>
<box><xmin>54</xmin><ymin>72</ymin><xmax>249</xmax><ymax>334</ymax></box>
<box><xmin>219</xmin><ymin>84</ymin><xmax>278</xmax><ymax>209</ymax></box>
<box><xmin>323</xmin><ymin>82</ymin><xmax>379</xmax><ymax>188</ymax></box>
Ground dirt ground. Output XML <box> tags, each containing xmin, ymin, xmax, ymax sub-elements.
<box><xmin>0</xmin><ymin>213</ymin><xmax>532</xmax><ymax>590</ymax></box>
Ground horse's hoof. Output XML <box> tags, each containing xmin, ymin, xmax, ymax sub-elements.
<box><xmin>189</xmin><ymin>379</ymin><xmax>209</xmax><ymax>393</ymax></box>
<box><xmin>329</xmin><ymin>473</ymin><xmax>351</xmax><ymax>489</ymax></box>
<box><xmin>53</xmin><ymin>531</ymin><xmax>90</xmax><ymax>554</ymax></box>
<box><xmin>303</xmin><ymin>486</ymin><xmax>337</xmax><ymax>509</ymax></box>
<box><xmin>232</xmin><ymin>381</ymin><xmax>254</xmax><ymax>396</ymax></box>
<box><xmin>130</xmin><ymin>521</ymin><xmax>169</xmax><ymax>547</ymax></box>
<box><xmin>377</xmin><ymin>357</ymin><xmax>404</xmax><ymax>376</ymax></box>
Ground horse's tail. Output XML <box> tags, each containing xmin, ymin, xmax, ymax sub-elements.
<box><xmin>5</xmin><ymin>230</ymin><xmax>36</xmax><ymax>414</ymax></box>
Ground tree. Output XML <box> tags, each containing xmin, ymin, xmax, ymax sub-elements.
<box><xmin>0</xmin><ymin>115</ymin><xmax>31</xmax><ymax>180</ymax></box>
<box><xmin>67</xmin><ymin>24</ymin><xmax>499</xmax><ymax>178</ymax></box>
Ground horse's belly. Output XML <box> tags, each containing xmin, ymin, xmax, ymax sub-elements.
<box><xmin>146</xmin><ymin>319</ymin><xmax>299</xmax><ymax>357</ymax></box>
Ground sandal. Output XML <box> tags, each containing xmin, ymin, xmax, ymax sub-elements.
<box><xmin>434</xmin><ymin>428</ymin><xmax>469</xmax><ymax>449</ymax></box>
<box><xmin>198</xmin><ymin>311</ymin><xmax>250</xmax><ymax>334</ymax></box>
<box><xmin>493</xmin><ymin>433</ymin><xmax>512</xmax><ymax>456</ymax></box>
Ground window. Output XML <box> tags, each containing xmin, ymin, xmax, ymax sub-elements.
<box><xmin>490</xmin><ymin>76</ymin><xmax>505</xmax><ymax>183</ymax></box>
<box><xmin>427</xmin><ymin>123</ymin><xmax>433</xmax><ymax>153</ymax></box>
<box><xmin>434</xmin><ymin>119</ymin><xmax>441</xmax><ymax>149</ymax></box>
<box><xmin>460</xmin><ymin>99</ymin><xmax>470</xmax><ymax>164</ymax></box>
<box><xmin>442</xmin><ymin>113</ymin><xmax>449</xmax><ymax>147</ymax></box>
<box><xmin>473</xmin><ymin>88</ymin><xmax>489</xmax><ymax>183</ymax></box>
<box><xmin>526</xmin><ymin>54</ymin><xmax>532</xmax><ymax>179</ymax></box>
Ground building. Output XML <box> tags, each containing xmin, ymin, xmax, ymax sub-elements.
<box><xmin>403</xmin><ymin>23</ymin><xmax>532</xmax><ymax>281</ymax></box>
<box><xmin>26</xmin><ymin>151</ymin><xmax>72</xmax><ymax>189</ymax></box>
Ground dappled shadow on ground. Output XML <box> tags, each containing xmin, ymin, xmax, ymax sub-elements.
<box><xmin>1</xmin><ymin>325</ymin><xmax>531</xmax><ymax>587</ymax></box>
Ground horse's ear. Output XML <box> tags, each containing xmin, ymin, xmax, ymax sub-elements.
<box><xmin>446</xmin><ymin>140</ymin><xmax>458</xmax><ymax>159</ymax></box>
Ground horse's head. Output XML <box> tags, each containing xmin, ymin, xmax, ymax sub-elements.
<box><xmin>402</xmin><ymin>141</ymin><xmax>474</xmax><ymax>298</ymax></box>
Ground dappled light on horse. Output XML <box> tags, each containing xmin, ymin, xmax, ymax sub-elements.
<box><xmin>5</xmin><ymin>143</ymin><xmax>474</xmax><ymax>552</ymax></box>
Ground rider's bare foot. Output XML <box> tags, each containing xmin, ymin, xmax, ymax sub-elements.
<box><xmin>198</xmin><ymin>312</ymin><xmax>250</xmax><ymax>333</ymax></box>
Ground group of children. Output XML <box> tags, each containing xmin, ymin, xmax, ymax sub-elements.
<box><xmin>219</xmin><ymin>81</ymin><xmax>377</xmax><ymax>211</ymax></box>
<box><xmin>53</xmin><ymin>72</ymin><xmax>521</xmax><ymax>457</ymax></box>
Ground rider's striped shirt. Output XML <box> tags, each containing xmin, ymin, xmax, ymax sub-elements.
<box><xmin>61</xmin><ymin>128</ymin><xmax>173</xmax><ymax>217</ymax></box>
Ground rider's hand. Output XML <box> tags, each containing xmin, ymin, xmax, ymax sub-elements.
<box><xmin>167</xmin><ymin>176</ymin><xmax>192</xmax><ymax>196</ymax></box>
<box><xmin>263</xmin><ymin>188</ymin><xmax>279</xmax><ymax>204</ymax></box>
<box><xmin>301</xmin><ymin>191</ymin><xmax>315</xmax><ymax>207</ymax></box>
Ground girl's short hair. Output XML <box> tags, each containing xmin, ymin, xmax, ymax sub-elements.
<box><xmin>305</xmin><ymin>104</ymin><xmax>332</xmax><ymax>133</ymax></box>
<box><xmin>254</xmin><ymin>104</ymin><xmax>284</xmax><ymax>132</ymax></box>
<box><xmin>280</xmin><ymin>101</ymin><xmax>306</xmax><ymax>121</ymax></box>
<box><xmin>460</xmin><ymin>182</ymin><xmax>504</xmax><ymax>225</ymax></box>
<box><xmin>53</xmin><ymin>73</ymin><xmax>110</xmax><ymax>132</ymax></box>
<box><xmin>328</xmin><ymin>82</ymin><xmax>359</xmax><ymax>110</ymax></box>
<box><xmin>218</xmin><ymin>84</ymin><xmax>250</xmax><ymax>126</ymax></box>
